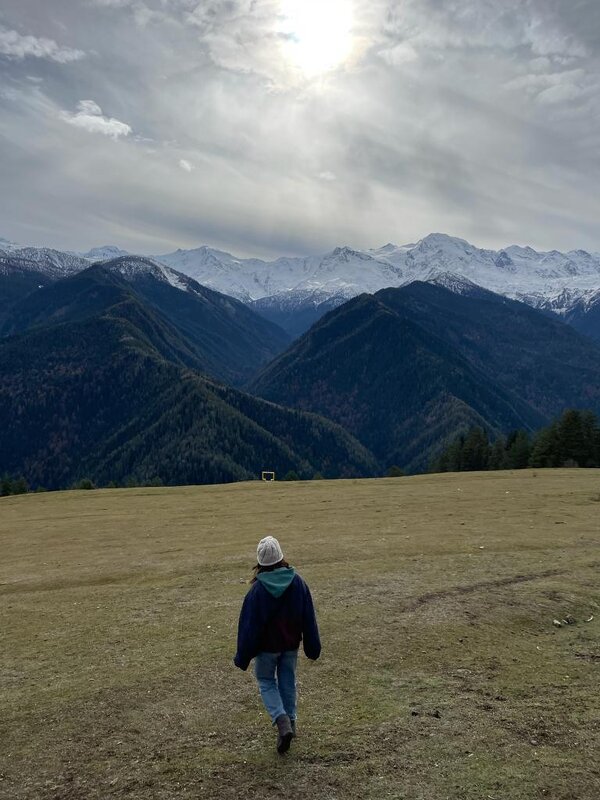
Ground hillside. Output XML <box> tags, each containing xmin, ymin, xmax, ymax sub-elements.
<box><xmin>1</xmin><ymin>471</ymin><xmax>599</xmax><ymax>800</ymax></box>
<box><xmin>375</xmin><ymin>282</ymin><xmax>600</xmax><ymax>418</ymax></box>
<box><xmin>4</xmin><ymin>233</ymin><xmax>600</xmax><ymax>340</ymax></box>
<box><xmin>0</xmin><ymin>278</ymin><xmax>376</xmax><ymax>489</ymax></box>
<box><xmin>0</xmin><ymin>254</ymin><xmax>53</xmax><ymax>327</ymax></box>
<box><xmin>250</xmin><ymin>283</ymin><xmax>600</xmax><ymax>472</ymax></box>
<box><xmin>2</xmin><ymin>259</ymin><xmax>289</xmax><ymax>386</ymax></box>
<box><xmin>564</xmin><ymin>291</ymin><xmax>600</xmax><ymax>343</ymax></box>
<box><xmin>250</xmin><ymin>290</ymin><xmax>345</xmax><ymax>339</ymax></box>
<box><xmin>0</xmin><ymin>242</ymin><xmax>89</xmax><ymax>277</ymax></box>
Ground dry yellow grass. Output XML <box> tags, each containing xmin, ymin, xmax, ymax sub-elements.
<box><xmin>1</xmin><ymin>469</ymin><xmax>600</xmax><ymax>799</ymax></box>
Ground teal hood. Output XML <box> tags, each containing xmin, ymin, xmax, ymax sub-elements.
<box><xmin>257</xmin><ymin>567</ymin><xmax>296</xmax><ymax>597</ymax></box>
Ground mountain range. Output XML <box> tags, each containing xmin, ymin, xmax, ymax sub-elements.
<box><xmin>2</xmin><ymin>232</ymin><xmax>599</xmax><ymax>340</ymax></box>
<box><xmin>2</xmin><ymin>256</ymin><xmax>289</xmax><ymax>386</ymax></box>
<box><xmin>2</xmin><ymin>231</ymin><xmax>600</xmax><ymax>486</ymax></box>
<box><xmin>250</xmin><ymin>281</ymin><xmax>600</xmax><ymax>472</ymax></box>
<box><xmin>155</xmin><ymin>233</ymin><xmax>600</xmax><ymax>339</ymax></box>
<box><xmin>0</xmin><ymin>263</ymin><xmax>376</xmax><ymax>489</ymax></box>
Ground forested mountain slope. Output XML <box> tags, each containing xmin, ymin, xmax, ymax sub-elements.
<box><xmin>0</xmin><ymin>277</ymin><xmax>377</xmax><ymax>489</ymax></box>
<box><xmin>250</xmin><ymin>283</ymin><xmax>600</xmax><ymax>472</ymax></box>
<box><xmin>2</xmin><ymin>260</ymin><xmax>289</xmax><ymax>386</ymax></box>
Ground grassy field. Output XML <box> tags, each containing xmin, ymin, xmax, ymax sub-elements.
<box><xmin>1</xmin><ymin>470</ymin><xmax>600</xmax><ymax>800</ymax></box>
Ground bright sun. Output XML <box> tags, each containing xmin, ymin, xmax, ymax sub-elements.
<box><xmin>279</xmin><ymin>0</ymin><xmax>354</xmax><ymax>77</ymax></box>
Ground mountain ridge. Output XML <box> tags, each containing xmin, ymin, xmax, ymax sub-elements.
<box><xmin>3</xmin><ymin>232</ymin><xmax>600</xmax><ymax>340</ymax></box>
<box><xmin>0</xmin><ymin>275</ymin><xmax>377</xmax><ymax>489</ymax></box>
<box><xmin>2</xmin><ymin>259</ymin><xmax>290</xmax><ymax>386</ymax></box>
<box><xmin>249</xmin><ymin>281</ymin><xmax>600</xmax><ymax>472</ymax></box>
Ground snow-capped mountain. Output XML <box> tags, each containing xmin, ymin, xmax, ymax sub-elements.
<box><xmin>155</xmin><ymin>233</ymin><xmax>600</xmax><ymax>336</ymax></box>
<box><xmin>0</xmin><ymin>240</ymin><xmax>131</xmax><ymax>278</ymax></box>
<box><xmin>516</xmin><ymin>286</ymin><xmax>600</xmax><ymax>315</ymax></box>
<box><xmin>157</xmin><ymin>244</ymin><xmax>405</xmax><ymax>303</ymax></box>
<box><xmin>0</xmin><ymin>237</ymin><xmax>20</xmax><ymax>253</ymax></box>
<box><xmin>156</xmin><ymin>233</ymin><xmax>600</xmax><ymax>306</ymax></box>
<box><xmin>2</xmin><ymin>232</ymin><xmax>600</xmax><ymax>340</ymax></box>
<box><xmin>0</xmin><ymin>241</ymin><xmax>89</xmax><ymax>279</ymax></box>
<box><xmin>79</xmin><ymin>245</ymin><xmax>131</xmax><ymax>261</ymax></box>
<box><xmin>422</xmin><ymin>271</ymin><xmax>488</xmax><ymax>298</ymax></box>
<box><xmin>98</xmin><ymin>255</ymin><xmax>200</xmax><ymax>294</ymax></box>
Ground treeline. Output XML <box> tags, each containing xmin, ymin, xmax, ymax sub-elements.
<box><xmin>432</xmin><ymin>409</ymin><xmax>600</xmax><ymax>473</ymax></box>
<box><xmin>1</xmin><ymin>475</ymin><xmax>32</xmax><ymax>496</ymax></box>
<box><xmin>0</xmin><ymin>471</ymin><xmax>330</xmax><ymax>496</ymax></box>
<box><xmin>0</xmin><ymin>475</ymin><xmax>100</xmax><ymax>496</ymax></box>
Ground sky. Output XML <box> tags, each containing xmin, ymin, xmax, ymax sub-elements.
<box><xmin>0</xmin><ymin>0</ymin><xmax>599</xmax><ymax>258</ymax></box>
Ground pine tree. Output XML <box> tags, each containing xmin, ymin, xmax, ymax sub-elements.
<box><xmin>557</xmin><ymin>410</ymin><xmax>586</xmax><ymax>466</ymax></box>
<box><xmin>529</xmin><ymin>424</ymin><xmax>559</xmax><ymax>468</ymax></box>
<box><xmin>387</xmin><ymin>465</ymin><xmax>405</xmax><ymax>477</ymax></box>
<box><xmin>12</xmin><ymin>477</ymin><xmax>29</xmax><ymax>495</ymax></box>
<box><xmin>75</xmin><ymin>478</ymin><xmax>96</xmax><ymax>490</ymax></box>
<box><xmin>446</xmin><ymin>435</ymin><xmax>466</xmax><ymax>472</ymax></box>
<box><xmin>506</xmin><ymin>430</ymin><xmax>531</xmax><ymax>469</ymax></box>
<box><xmin>576</xmin><ymin>410</ymin><xmax>599</xmax><ymax>467</ymax></box>
<box><xmin>431</xmin><ymin>449</ymin><xmax>449</xmax><ymax>473</ymax></box>
<box><xmin>488</xmin><ymin>436</ymin><xmax>508</xmax><ymax>470</ymax></box>
<box><xmin>461</xmin><ymin>428</ymin><xmax>489</xmax><ymax>471</ymax></box>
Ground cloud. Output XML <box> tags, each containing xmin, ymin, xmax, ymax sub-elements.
<box><xmin>179</xmin><ymin>158</ymin><xmax>193</xmax><ymax>172</ymax></box>
<box><xmin>536</xmin><ymin>81</ymin><xmax>585</xmax><ymax>106</ymax></box>
<box><xmin>90</xmin><ymin>0</ymin><xmax>177</xmax><ymax>27</ymax></box>
<box><xmin>376</xmin><ymin>0</ymin><xmax>591</xmax><ymax>65</ymax></box>
<box><xmin>505</xmin><ymin>68</ymin><xmax>588</xmax><ymax>106</ymax></box>
<box><xmin>184</xmin><ymin>0</ymin><xmax>296</xmax><ymax>85</ymax></box>
<box><xmin>378</xmin><ymin>42</ymin><xmax>418</xmax><ymax>68</ymax></box>
<box><xmin>61</xmin><ymin>100</ymin><xmax>132</xmax><ymax>139</ymax></box>
<box><xmin>1</xmin><ymin>0</ymin><xmax>600</xmax><ymax>257</ymax></box>
<box><xmin>0</xmin><ymin>25</ymin><xmax>84</xmax><ymax>63</ymax></box>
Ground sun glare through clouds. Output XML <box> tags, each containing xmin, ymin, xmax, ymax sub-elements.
<box><xmin>279</xmin><ymin>0</ymin><xmax>354</xmax><ymax>77</ymax></box>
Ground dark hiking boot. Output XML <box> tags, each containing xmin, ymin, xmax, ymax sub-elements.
<box><xmin>290</xmin><ymin>719</ymin><xmax>296</xmax><ymax>738</ymax></box>
<box><xmin>275</xmin><ymin>714</ymin><xmax>293</xmax><ymax>754</ymax></box>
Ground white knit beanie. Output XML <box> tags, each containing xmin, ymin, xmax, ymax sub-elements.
<box><xmin>257</xmin><ymin>536</ymin><xmax>284</xmax><ymax>567</ymax></box>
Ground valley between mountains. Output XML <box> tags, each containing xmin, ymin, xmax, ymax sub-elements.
<box><xmin>1</xmin><ymin>233</ymin><xmax>600</xmax><ymax>489</ymax></box>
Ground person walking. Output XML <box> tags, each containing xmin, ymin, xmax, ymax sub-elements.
<box><xmin>234</xmin><ymin>536</ymin><xmax>321</xmax><ymax>754</ymax></box>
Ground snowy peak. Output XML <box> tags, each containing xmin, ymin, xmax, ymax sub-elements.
<box><xmin>158</xmin><ymin>245</ymin><xmax>244</xmax><ymax>271</ymax></box>
<box><xmin>505</xmin><ymin>245</ymin><xmax>539</xmax><ymax>259</ymax></box>
<box><xmin>504</xmin><ymin>245</ymin><xmax>600</xmax><ymax>279</ymax></box>
<box><xmin>154</xmin><ymin>234</ymin><xmax>600</xmax><ymax>322</ymax></box>
<box><xmin>3</xmin><ymin>233</ymin><xmax>600</xmax><ymax>326</ymax></box>
<box><xmin>328</xmin><ymin>246</ymin><xmax>372</xmax><ymax>262</ymax></box>
<box><xmin>422</xmin><ymin>271</ymin><xmax>486</xmax><ymax>297</ymax></box>
<box><xmin>415</xmin><ymin>232</ymin><xmax>472</xmax><ymax>250</ymax></box>
<box><xmin>406</xmin><ymin>233</ymin><xmax>497</xmax><ymax>270</ymax></box>
<box><xmin>0</xmin><ymin>236</ymin><xmax>20</xmax><ymax>252</ymax></box>
<box><xmin>0</xmin><ymin>245</ymin><xmax>89</xmax><ymax>279</ymax></box>
<box><xmin>518</xmin><ymin>286</ymin><xmax>600</xmax><ymax>316</ymax></box>
<box><xmin>98</xmin><ymin>255</ymin><xmax>199</xmax><ymax>294</ymax></box>
<box><xmin>371</xmin><ymin>242</ymin><xmax>399</xmax><ymax>255</ymax></box>
<box><xmin>82</xmin><ymin>245</ymin><xmax>130</xmax><ymax>261</ymax></box>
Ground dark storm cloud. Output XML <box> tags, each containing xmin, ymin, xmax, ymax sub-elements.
<box><xmin>0</xmin><ymin>0</ymin><xmax>599</xmax><ymax>256</ymax></box>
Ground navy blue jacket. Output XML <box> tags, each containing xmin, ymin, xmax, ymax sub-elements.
<box><xmin>234</xmin><ymin>572</ymin><xmax>321</xmax><ymax>670</ymax></box>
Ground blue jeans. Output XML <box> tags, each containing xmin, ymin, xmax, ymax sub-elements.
<box><xmin>254</xmin><ymin>649</ymin><xmax>298</xmax><ymax>724</ymax></box>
